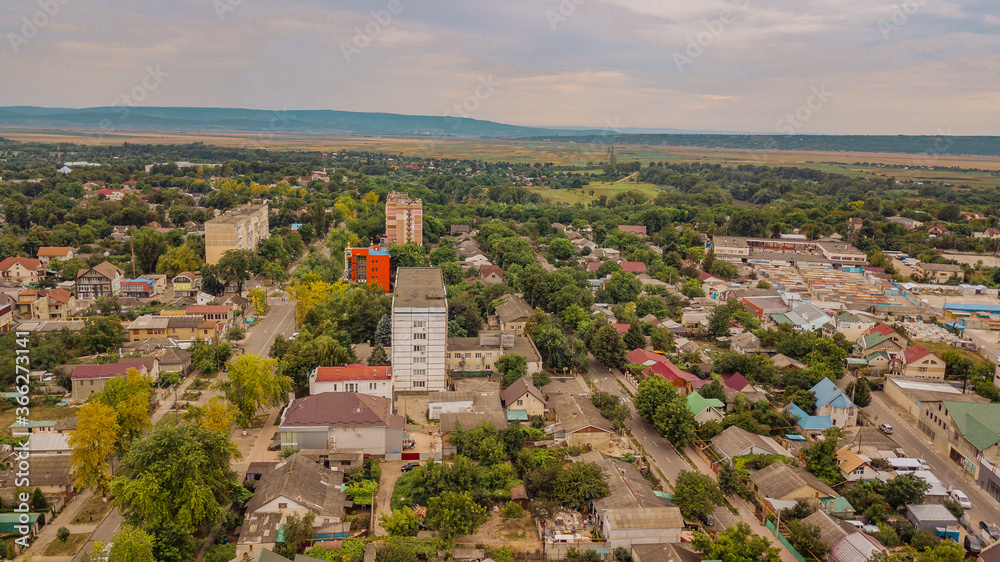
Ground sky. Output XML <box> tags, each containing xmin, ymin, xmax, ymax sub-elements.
<box><xmin>1</xmin><ymin>0</ymin><xmax>999</xmax><ymax>134</ymax></box>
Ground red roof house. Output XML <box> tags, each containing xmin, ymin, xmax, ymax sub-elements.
<box><xmin>619</xmin><ymin>261</ymin><xmax>647</xmax><ymax>274</ymax></box>
<box><xmin>617</xmin><ymin>225</ymin><xmax>647</xmax><ymax>236</ymax></box>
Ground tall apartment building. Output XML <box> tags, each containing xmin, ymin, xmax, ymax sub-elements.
<box><xmin>391</xmin><ymin>267</ymin><xmax>447</xmax><ymax>391</ymax></box>
<box><xmin>204</xmin><ymin>203</ymin><xmax>270</xmax><ymax>265</ymax></box>
<box><xmin>385</xmin><ymin>192</ymin><xmax>423</xmax><ymax>246</ymax></box>
<box><xmin>344</xmin><ymin>247</ymin><xmax>391</xmax><ymax>291</ymax></box>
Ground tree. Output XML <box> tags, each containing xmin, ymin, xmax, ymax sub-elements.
<box><xmin>532</xmin><ymin>371</ymin><xmax>551</xmax><ymax>387</ymax></box>
<box><xmin>68</xmin><ymin>402</ymin><xmax>119</xmax><ymax>496</ymax></box>
<box><xmin>700</xmin><ymin>381</ymin><xmax>727</xmax><ymax>402</ymax></box>
<box><xmin>92</xmin><ymin>369</ymin><xmax>154</xmax><ymax>456</ymax></box>
<box><xmin>635</xmin><ymin>376</ymin><xmax>678</xmax><ymax>423</ymax></box>
<box><xmin>653</xmin><ymin>399</ymin><xmax>698</xmax><ymax>448</ymax></box>
<box><xmin>729</xmin><ymin>208</ymin><xmax>770</xmax><ymax>238</ymax></box>
<box><xmin>548</xmin><ymin>238</ymin><xmax>576</xmax><ymax>261</ymax></box>
<box><xmin>217</xmin><ymin>249</ymin><xmax>259</xmax><ymax>293</ymax></box>
<box><xmin>496</xmin><ymin>354</ymin><xmax>528</xmax><ymax>388</ymax></box>
<box><xmin>623</xmin><ymin>322</ymin><xmax>645</xmax><ymax>350</ymax></box>
<box><xmin>367</xmin><ymin>344</ymin><xmax>390</xmax><ymax>366</ymax></box>
<box><xmin>674</xmin><ymin>470</ymin><xmax>724</xmax><ymax>522</ymax></box>
<box><xmin>191</xmin><ymin>340</ymin><xmax>233</xmax><ymax>373</ymax></box>
<box><xmin>204</xmin><ymin>544</ymin><xmax>237</xmax><ymax>562</ymax></box>
<box><xmin>81</xmin><ymin>316</ymin><xmax>126</xmax><ymax>354</ymax></box>
<box><xmin>590</xmin><ymin>324</ymin><xmax>627</xmax><ymax>369</ymax></box>
<box><xmin>132</xmin><ymin>227</ymin><xmax>168</xmax><ymax>274</ymax></box>
<box><xmin>375</xmin><ymin>543</ymin><xmax>418</xmax><ymax>562</ymax></box>
<box><xmin>785</xmin><ymin>520</ymin><xmax>830</xmax><ymax>560</ymax></box>
<box><xmin>200</xmin><ymin>263</ymin><xmax>225</xmax><ymax>296</ymax></box>
<box><xmin>111</xmin><ymin>424</ymin><xmax>243</xmax><ymax>560</ymax></box>
<box><xmin>845</xmin><ymin>377</ymin><xmax>872</xmax><ymax>408</ymax></box>
<box><xmin>108</xmin><ymin>525</ymin><xmax>156</xmax><ymax>562</ymax></box>
<box><xmin>552</xmin><ymin>461</ymin><xmax>609</xmax><ymax>510</ymax></box>
<box><xmin>217</xmin><ymin>354</ymin><xmax>292</xmax><ymax>428</ymax></box>
<box><xmin>603</xmin><ymin>270</ymin><xmax>642</xmax><ymax>303</ymax></box>
<box><xmin>426</xmin><ymin>491</ymin><xmax>488</xmax><ymax>540</ymax></box>
<box><xmin>389</xmin><ymin>243</ymin><xmax>428</xmax><ymax>270</ymax></box>
<box><xmin>683</xmin><ymin>278</ymin><xmax>705</xmax><ymax>298</ymax></box>
<box><xmin>591</xmin><ymin>391</ymin><xmax>630</xmax><ymax>430</ymax></box>
<box><xmin>225</xmin><ymin>325</ymin><xmax>245</xmax><ymax>341</ymax></box>
<box><xmin>650</xmin><ymin>327</ymin><xmax>675</xmax><ymax>352</ymax></box>
<box><xmin>706</xmin><ymin>306</ymin><xmax>732</xmax><ymax>338</ymax></box>
<box><xmin>374</xmin><ymin>313</ymin><xmax>391</xmax><ymax>347</ymax></box>
<box><xmin>155</xmin><ymin>245</ymin><xmax>201</xmax><ymax>277</ymax></box>
<box><xmin>802</xmin><ymin>430</ymin><xmax>842</xmax><ymax>485</ymax></box>
<box><xmin>718</xmin><ymin>462</ymin><xmax>749</xmax><ymax>498</ymax></box>
<box><xmin>57</xmin><ymin>527</ymin><xmax>71</xmax><ymax>542</ymax></box>
<box><xmin>882</xmin><ymin>473</ymin><xmax>930</xmax><ymax>508</ymax></box>
<box><xmin>275</xmin><ymin>511</ymin><xmax>316</xmax><ymax>558</ymax></box>
<box><xmin>693</xmin><ymin>522</ymin><xmax>782</xmax><ymax>562</ymax></box>
<box><xmin>183</xmin><ymin>397</ymin><xmax>235</xmax><ymax>438</ymax></box>
<box><xmin>380</xmin><ymin>506</ymin><xmax>420</xmax><ymax>536</ymax></box>
<box><xmin>31</xmin><ymin>487</ymin><xmax>48</xmax><ymax>511</ymax></box>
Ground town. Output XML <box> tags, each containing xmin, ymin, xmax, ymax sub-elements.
<box><xmin>0</xmin><ymin>140</ymin><xmax>999</xmax><ymax>562</ymax></box>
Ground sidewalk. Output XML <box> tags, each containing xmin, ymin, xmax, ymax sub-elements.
<box><xmin>22</xmin><ymin>489</ymin><xmax>101</xmax><ymax>561</ymax></box>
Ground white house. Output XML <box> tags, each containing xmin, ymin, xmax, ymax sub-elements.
<box><xmin>428</xmin><ymin>391</ymin><xmax>475</xmax><ymax>420</ymax></box>
<box><xmin>308</xmin><ymin>364</ymin><xmax>393</xmax><ymax>400</ymax></box>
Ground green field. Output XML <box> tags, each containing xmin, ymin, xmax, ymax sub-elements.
<box><xmin>531</xmin><ymin>181</ymin><xmax>664</xmax><ymax>204</ymax></box>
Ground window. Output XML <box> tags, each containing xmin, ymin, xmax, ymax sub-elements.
<box><xmin>278</xmin><ymin>503</ymin><xmax>287</xmax><ymax>509</ymax></box>
<box><xmin>370</xmin><ymin>382</ymin><xmax>377</xmax><ymax>390</ymax></box>
<box><xmin>486</xmin><ymin>352</ymin><xmax>492</xmax><ymax>358</ymax></box>
<box><xmin>414</xmin><ymin>357</ymin><xmax>425</xmax><ymax>364</ymax></box>
<box><xmin>517</xmin><ymin>399</ymin><xmax>523</xmax><ymax>406</ymax></box>
<box><xmin>465</xmin><ymin>353</ymin><xmax>472</xmax><ymax>359</ymax></box>
<box><xmin>475</xmin><ymin>352</ymin><xmax>482</xmax><ymax>359</ymax></box>
<box><xmin>413</xmin><ymin>380</ymin><xmax>426</xmax><ymax>388</ymax></box>
<box><xmin>414</xmin><ymin>369</ymin><xmax>426</xmax><ymax>377</ymax></box>
<box><xmin>413</xmin><ymin>321</ymin><xmax>425</xmax><ymax>328</ymax></box>
<box><xmin>346</xmin><ymin>383</ymin><xmax>358</xmax><ymax>393</ymax></box>
<box><xmin>413</xmin><ymin>345</ymin><xmax>425</xmax><ymax>352</ymax></box>
<box><xmin>414</xmin><ymin>333</ymin><xmax>426</xmax><ymax>340</ymax></box>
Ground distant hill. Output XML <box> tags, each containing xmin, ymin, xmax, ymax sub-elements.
<box><xmin>1</xmin><ymin>106</ymin><xmax>998</xmax><ymax>156</ymax></box>
<box><xmin>0</xmin><ymin>106</ymin><xmax>606</xmax><ymax>138</ymax></box>
<box><xmin>526</xmin><ymin>133</ymin><xmax>1000</xmax><ymax>157</ymax></box>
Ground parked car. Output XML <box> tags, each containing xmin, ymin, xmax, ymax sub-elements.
<box><xmin>965</xmin><ymin>534</ymin><xmax>982</xmax><ymax>555</ymax></box>
<box><xmin>289</xmin><ymin>332</ymin><xmax>299</xmax><ymax>341</ymax></box>
<box><xmin>979</xmin><ymin>520</ymin><xmax>999</xmax><ymax>542</ymax></box>
<box><xmin>879</xmin><ymin>423</ymin><xmax>893</xmax><ymax>435</ymax></box>
<box><xmin>401</xmin><ymin>462</ymin><xmax>420</xmax><ymax>472</ymax></box>
<box><xmin>704</xmin><ymin>514</ymin><xmax>716</xmax><ymax>527</ymax></box>
<box><xmin>950</xmin><ymin>489</ymin><xmax>972</xmax><ymax>509</ymax></box>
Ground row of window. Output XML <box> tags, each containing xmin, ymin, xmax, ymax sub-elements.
<box><xmin>446</xmin><ymin>352</ymin><xmax>494</xmax><ymax>359</ymax></box>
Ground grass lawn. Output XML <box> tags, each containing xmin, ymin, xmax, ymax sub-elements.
<box><xmin>913</xmin><ymin>339</ymin><xmax>990</xmax><ymax>367</ymax></box>
<box><xmin>71</xmin><ymin>494</ymin><xmax>114</xmax><ymax>525</ymax></box>
<box><xmin>530</xmin><ymin>181</ymin><xmax>663</xmax><ymax>204</ymax></box>
<box><xmin>157</xmin><ymin>411</ymin><xmax>184</xmax><ymax>427</ymax></box>
<box><xmin>43</xmin><ymin>533</ymin><xmax>89</xmax><ymax>556</ymax></box>
<box><xmin>0</xmin><ymin>402</ymin><xmax>79</xmax><ymax>438</ymax></box>
<box><xmin>390</xmin><ymin>471</ymin><xmax>416</xmax><ymax>511</ymax></box>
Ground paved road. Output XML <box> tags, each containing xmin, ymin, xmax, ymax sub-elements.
<box><xmin>866</xmin><ymin>391</ymin><xmax>1000</xmax><ymax>533</ymax></box>
<box><xmin>71</xmin><ymin>509</ymin><xmax>122</xmax><ymax>562</ymax></box>
<box><xmin>242</xmin><ymin>302</ymin><xmax>297</xmax><ymax>356</ymax></box>
<box><xmin>586</xmin><ymin>356</ymin><xmax>799</xmax><ymax>562</ymax></box>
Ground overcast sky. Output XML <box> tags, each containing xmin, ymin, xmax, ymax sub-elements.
<box><xmin>1</xmin><ymin>0</ymin><xmax>998</xmax><ymax>134</ymax></box>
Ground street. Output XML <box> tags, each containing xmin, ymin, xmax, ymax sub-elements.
<box><xmin>866</xmin><ymin>391</ymin><xmax>1000</xmax><ymax>531</ymax></box>
<box><xmin>586</xmin><ymin>356</ymin><xmax>800</xmax><ymax>562</ymax></box>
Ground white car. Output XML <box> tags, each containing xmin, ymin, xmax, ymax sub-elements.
<box><xmin>289</xmin><ymin>332</ymin><xmax>299</xmax><ymax>341</ymax></box>
<box><xmin>950</xmin><ymin>489</ymin><xmax>972</xmax><ymax>509</ymax></box>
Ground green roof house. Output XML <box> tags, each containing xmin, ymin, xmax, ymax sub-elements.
<box><xmin>922</xmin><ymin>401</ymin><xmax>1000</xmax><ymax>479</ymax></box>
<box><xmin>686</xmin><ymin>392</ymin><xmax>725</xmax><ymax>424</ymax></box>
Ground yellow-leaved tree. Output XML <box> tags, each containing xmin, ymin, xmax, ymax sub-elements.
<box><xmin>287</xmin><ymin>277</ymin><xmax>345</xmax><ymax>327</ymax></box>
<box><xmin>217</xmin><ymin>354</ymin><xmax>292</xmax><ymax>429</ymax></box>
<box><xmin>69</xmin><ymin>402</ymin><xmax>119</xmax><ymax>496</ymax></box>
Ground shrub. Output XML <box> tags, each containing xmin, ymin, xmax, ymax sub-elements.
<box><xmin>57</xmin><ymin>527</ymin><xmax>70</xmax><ymax>542</ymax></box>
<box><xmin>501</xmin><ymin>501</ymin><xmax>524</xmax><ymax>519</ymax></box>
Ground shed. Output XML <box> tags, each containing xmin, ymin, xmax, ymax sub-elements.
<box><xmin>510</xmin><ymin>483</ymin><xmax>528</xmax><ymax>508</ymax></box>
<box><xmin>905</xmin><ymin>504</ymin><xmax>957</xmax><ymax>532</ymax></box>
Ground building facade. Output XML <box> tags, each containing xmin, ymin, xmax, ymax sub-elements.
<box><xmin>391</xmin><ymin>268</ymin><xmax>447</xmax><ymax>391</ymax></box>
<box><xmin>75</xmin><ymin>261</ymin><xmax>125</xmax><ymax>300</ymax></box>
<box><xmin>343</xmin><ymin>247</ymin><xmax>391</xmax><ymax>291</ymax></box>
<box><xmin>204</xmin><ymin>203</ymin><xmax>269</xmax><ymax>265</ymax></box>
<box><xmin>308</xmin><ymin>364</ymin><xmax>393</xmax><ymax>399</ymax></box>
<box><xmin>0</xmin><ymin>257</ymin><xmax>44</xmax><ymax>286</ymax></box>
<box><xmin>385</xmin><ymin>191</ymin><xmax>423</xmax><ymax>245</ymax></box>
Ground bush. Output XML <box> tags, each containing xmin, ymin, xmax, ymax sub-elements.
<box><xmin>501</xmin><ymin>501</ymin><xmax>524</xmax><ymax>519</ymax></box>
<box><xmin>57</xmin><ymin>527</ymin><xmax>70</xmax><ymax>542</ymax></box>
<box><xmin>204</xmin><ymin>544</ymin><xmax>237</xmax><ymax>562</ymax></box>
<box><xmin>532</xmin><ymin>371</ymin><xmax>551</xmax><ymax>387</ymax></box>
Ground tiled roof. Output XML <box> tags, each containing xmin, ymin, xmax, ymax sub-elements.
<box><xmin>0</xmin><ymin>257</ymin><xmax>41</xmax><ymax>270</ymax></box>
<box><xmin>899</xmin><ymin>344</ymin><xmax>935</xmax><ymax>365</ymax></box>
<box><xmin>619</xmin><ymin>261</ymin><xmax>646</xmax><ymax>273</ymax></box>
<box><xmin>831</xmin><ymin>532</ymin><xmax>885</xmax><ymax>562</ymax></box>
<box><xmin>785</xmin><ymin>403</ymin><xmax>833</xmax><ymax>430</ymax></box>
<box><xmin>36</xmin><ymin>247</ymin><xmax>72</xmax><ymax>257</ymax></box>
<box><xmin>749</xmin><ymin>460</ymin><xmax>838</xmax><ymax>500</ymax></box>
<box><xmin>500</xmin><ymin>377</ymin><xmax>546</xmax><ymax>409</ymax></box>
<box><xmin>836</xmin><ymin>447</ymin><xmax>869</xmax><ymax>474</ymax></box>
<box><xmin>72</xmin><ymin>363</ymin><xmax>143</xmax><ymax>380</ymax></box>
<box><xmin>941</xmin><ymin>401</ymin><xmax>1000</xmax><ymax>451</ymax></box>
<box><xmin>245</xmin><ymin>454</ymin><xmax>350</xmax><ymax>517</ymax></box>
<box><xmin>495</xmin><ymin>295</ymin><xmax>532</xmax><ymax>323</ymax></box>
<box><xmin>314</xmin><ymin>364</ymin><xmax>392</xmax><ymax>382</ymax></box>
<box><xmin>186</xmin><ymin>305</ymin><xmax>231</xmax><ymax>315</ymax></box>
<box><xmin>552</xmin><ymin>393</ymin><xmax>611</xmax><ymax>434</ymax></box>
<box><xmin>721</xmin><ymin>372</ymin><xmax>750</xmax><ymax>391</ymax></box>
<box><xmin>281</xmin><ymin>392</ymin><xmax>401</xmax><ymax>429</ymax></box>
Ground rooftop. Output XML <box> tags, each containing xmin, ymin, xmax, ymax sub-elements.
<box><xmin>314</xmin><ymin>364</ymin><xmax>392</xmax><ymax>382</ymax></box>
<box><xmin>282</xmin><ymin>393</ymin><xmax>401</xmax><ymax>429</ymax></box>
<box><xmin>246</xmin><ymin>453</ymin><xmax>350</xmax><ymax>517</ymax></box>
<box><xmin>749</xmin><ymin>459</ymin><xmax>838</xmax><ymax>499</ymax></box>
<box><xmin>941</xmin><ymin>401</ymin><xmax>1000</xmax><ymax>451</ymax></box>
<box><xmin>552</xmin><ymin>393</ymin><xmax>611</xmax><ymax>434</ymax></box>
<box><xmin>206</xmin><ymin>203</ymin><xmax>268</xmax><ymax>225</ymax></box>
<box><xmin>392</xmin><ymin>268</ymin><xmax>447</xmax><ymax>309</ymax></box>
<box><xmin>604</xmin><ymin>506</ymin><xmax>684</xmax><ymax>530</ymax></box>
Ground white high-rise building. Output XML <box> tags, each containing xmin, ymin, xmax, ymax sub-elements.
<box><xmin>391</xmin><ymin>267</ymin><xmax>447</xmax><ymax>391</ymax></box>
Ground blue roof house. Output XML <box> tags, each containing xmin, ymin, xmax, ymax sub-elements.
<box><xmin>811</xmin><ymin>378</ymin><xmax>858</xmax><ymax>428</ymax></box>
<box><xmin>785</xmin><ymin>403</ymin><xmax>833</xmax><ymax>439</ymax></box>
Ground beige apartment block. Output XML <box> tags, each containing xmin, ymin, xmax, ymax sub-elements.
<box><xmin>205</xmin><ymin>203</ymin><xmax>269</xmax><ymax>264</ymax></box>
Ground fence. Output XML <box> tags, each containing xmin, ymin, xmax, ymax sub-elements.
<box><xmin>765</xmin><ymin>519</ymin><xmax>806</xmax><ymax>562</ymax></box>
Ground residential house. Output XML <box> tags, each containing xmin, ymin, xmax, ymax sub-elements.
<box><xmin>118</xmin><ymin>356</ymin><xmax>160</xmax><ymax>381</ymax></box>
<box><xmin>890</xmin><ymin>345</ymin><xmax>945</xmax><ymax>380</ymax></box>
<box><xmin>428</xmin><ymin>391</ymin><xmax>475</xmax><ymax>420</ymax></box>
<box><xmin>863</xmin><ymin>351</ymin><xmax>893</xmax><ymax>371</ymax></box>
<box><xmin>309</xmin><ymin>364</ymin><xmax>393</xmax><ymax>400</ymax></box>
<box><xmin>157</xmin><ymin>348</ymin><xmax>193</xmax><ymax>374</ymax></box>
<box><xmin>748</xmin><ymin>461</ymin><xmax>838</xmax><ymax>507</ymax></box>
<box><xmin>500</xmin><ymin>378</ymin><xmax>549</xmax><ymax>419</ymax></box>
<box><xmin>681</xmin><ymin>306</ymin><xmax>711</xmax><ymax>330</ymax></box>
<box><xmin>886</xmin><ymin>216</ymin><xmax>923</xmax><ymax>230</ymax></box>
<box><xmin>784</xmin><ymin>302</ymin><xmax>833</xmax><ymax>332</ymax></box>
<box><xmin>237</xmin><ymin>454</ymin><xmax>351</xmax><ymax>559</ymax></box>
<box><xmin>710</xmin><ymin>426</ymin><xmax>793</xmax><ymax>463</ymax></box>
<box><xmin>631</xmin><ymin>544</ymin><xmax>701</xmax><ymax>562</ymax></box>
<box><xmin>617</xmin><ymin>225</ymin><xmax>647</xmax><ymax>237</ymax></box>
<box><xmin>122</xmin><ymin>278</ymin><xmax>155</xmax><ymax>298</ymax></box>
<box><xmin>450</xmin><ymin>224</ymin><xmax>470</xmax><ymax>235</ymax></box>
<box><xmin>730</xmin><ymin>332</ymin><xmax>765</xmax><ymax>355</ymax></box>
<box><xmin>853</xmin><ymin>332</ymin><xmax>903</xmax><ymax>358</ymax></box>
<box><xmin>0</xmin><ymin>303</ymin><xmax>12</xmax><ymax>333</ymax></box>
<box><xmin>35</xmin><ymin>247</ymin><xmax>75</xmax><ymax>267</ymax></box>
<box><xmin>812</xmin><ymin>378</ymin><xmax>858</xmax><ymax>428</ymax></box>
<box><xmin>973</xmin><ymin>227</ymin><xmax>1000</xmax><ymax>240</ymax></box>
<box><xmin>785</xmin><ymin>403</ymin><xmax>833</xmax><ymax>438</ymax></box>
<box><xmin>0</xmin><ymin>456</ymin><xmax>73</xmax><ymax>499</ymax></box>
<box><xmin>831</xmin><ymin>312</ymin><xmax>873</xmax><ymax>342</ymax></box>
<box><xmin>917</xmin><ymin>401</ymin><xmax>1000</xmax><ymax>479</ymax></box>
<box><xmin>905</xmin><ymin>504</ymin><xmax>958</xmax><ymax>532</ymax></box>
<box><xmin>171</xmin><ymin>272</ymin><xmax>200</xmax><ymax>298</ymax></box>
<box><xmin>836</xmin><ymin>447</ymin><xmax>879</xmax><ymax>482</ymax></box>
<box><xmin>71</xmin><ymin>362</ymin><xmax>149</xmax><ymax>401</ymax></box>
<box><xmin>0</xmin><ymin>257</ymin><xmax>44</xmax><ymax>286</ymax></box>
<box><xmin>186</xmin><ymin>305</ymin><xmax>235</xmax><ymax>328</ymax></box>
<box><xmin>925</xmin><ymin>224</ymin><xmax>953</xmax><ymax>238</ymax></box>
<box><xmin>551</xmin><ymin>393</ymin><xmax>614</xmax><ymax>451</ymax></box>
<box><xmin>279</xmin><ymin>393</ymin><xmax>404</xmax><ymax>455</ymax></box>
<box><xmin>494</xmin><ymin>294</ymin><xmax>532</xmax><ymax>337</ymax></box>
<box><xmin>626</xmin><ymin>348</ymin><xmax>706</xmax><ymax>394</ymax></box>
<box><xmin>445</xmin><ymin>335</ymin><xmax>503</xmax><ymax>376</ymax></box>
<box><xmin>126</xmin><ymin>314</ymin><xmax>218</xmax><ymax>342</ymax></box>
<box><xmin>479</xmin><ymin>265</ymin><xmax>505</xmax><ymax>285</ymax></box>
<box><xmin>18</xmin><ymin>289</ymin><xmax>76</xmax><ymax>320</ymax></box>
<box><xmin>686</xmin><ymin>392</ymin><xmax>724</xmax><ymax>424</ymax></box>
<box><xmin>75</xmin><ymin>261</ymin><xmax>125</xmax><ymax>299</ymax></box>
<box><xmin>600</xmin><ymin>507</ymin><xmax>684</xmax><ymax>550</ymax></box>
<box><xmin>830</xmin><ymin>532</ymin><xmax>886</xmax><ymax>562</ymax></box>
<box><xmin>800</xmin><ymin>510</ymin><xmax>852</xmax><ymax>553</ymax></box>
<box><xmin>916</xmin><ymin>262</ymin><xmax>964</xmax><ymax>283</ymax></box>
<box><xmin>772</xmin><ymin>354</ymin><xmax>807</xmax><ymax>370</ymax></box>
<box><xmin>619</xmin><ymin>261</ymin><xmax>647</xmax><ymax>274</ymax></box>
<box><xmin>391</xmin><ymin>267</ymin><xmax>448</xmax><ymax>392</ymax></box>
<box><xmin>864</xmin><ymin>324</ymin><xmax>908</xmax><ymax>346</ymax></box>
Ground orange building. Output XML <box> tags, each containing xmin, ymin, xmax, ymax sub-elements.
<box><xmin>344</xmin><ymin>247</ymin><xmax>391</xmax><ymax>291</ymax></box>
